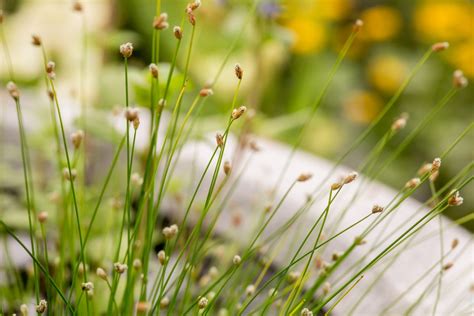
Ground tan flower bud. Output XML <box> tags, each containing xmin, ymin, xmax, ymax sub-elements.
<box><xmin>173</xmin><ymin>26</ymin><xmax>183</xmax><ymax>39</ymax></box>
<box><xmin>234</xmin><ymin>63</ymin><xmax>243</xmax><ymax>80</ymax></box>
<box><xmin>119</xmin><ymin>42</ymin><xmax>133</xmax><ymax>58</ymax></box>
<box><xmin>149</xmin><ymin>63</ymin><xmax>159</xmax><ymax>78</ymax></box>
<box><xmin>431</xmin><ymin>42</ymin><xmax>449</xmax><ymax>52</ymax></box>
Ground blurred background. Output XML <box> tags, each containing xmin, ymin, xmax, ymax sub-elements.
<box><xmin>1</xmin><ymin>0</ymin><xmax>473</xmax><ymax>229</ymax></box>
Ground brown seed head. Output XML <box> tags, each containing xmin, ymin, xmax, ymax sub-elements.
<box><xmin>431</xmin><ymin>157</ymin><xmax>441</xmax><ymax>172</ymax></box>
<box><xmin>157</xmin><ymin>250</ymin><xmax>167</xmax><ymax>265</ymax></box>
<box><xmin>353</xmin><ymin>19</ymin><xmax>363</xmax><ymax>32</ymax></box>
<box><xmin>125</xmin><ymin>108</ymin><xmax>139</xmax><ymax>121</ymax></box>
<box><xmin>371</xmin><ymin>204</ymin><xmax>384</xmax><ymax>214</ymax></box>
<box><xmin>96</xmin><ymin>267</ymin><xmax>108</xmax><ymax>280</ymax></box>
<box><xmin>38</xmin><ymin>211</ymin><xmax>48</xmax><ymax>223</ymax></box>
<box><xmin>343</xmin><ymin>171</ymin><xmax>358</xmax><ymax>184</ymax></box>
<box><xmin>36</xmin><ymin>299</ymin><xmax>47</xmax><ymax>314</ymax></box>
<box><xmin>149</xmin><ymin>63</ymin><xmax>159</xmax><ymax>78</ymax></box>
<box><xmin>114</xmin><ymin>262</ymin><xmax>128</xmax><ymax>274</ymax></box>
<box><xmin>199</xmin><ymin>88</ymin><xmax>213</xmax><ymax>97</ymax></box>
<box><xmin>173</xmin><ymin>26</ymin><xmax>183</xmax><ymax>39</ymax></box>
<box><xmin>231</xmin><ymin>105</ymin><xmax>247</xmax><ymax>120</ymax></box>
<box><xmin>136</xmin><ymin>301</ymin><xmax>150</xmax><ymax>313</ymax></box>
<box><xmin>153</xmin><ymin>13</ymin><xmax>169</xmax><ymax>30</ymax></box>
<box><xmin>405</xmin><ymin>177</ymin><xmax>420</xmax><ymax>189</ymax></box>
<box><xmin>451</xmin><ymin>238</ymin><xmax>459</xmax><ymax>250</ymax></box>
<box><xmin>331</xmin><ymin>182</ymin><xmax>342</xmax><ymax>191</ymax></box>
<box><xmin>6</xmin><ymin>81</ymin><xmax>20</xmax><ymax>100</ymax></box>
<box><xmin>448</xmin><ymin>191</ymin><xmax>463</xmax><ymax>206</ymax></box>
<box><xmin>442</xmin><ymin>262</ymin><xmax>454</xmax><ymax>271</ymax></box>
<box><xmin>119</xmin><ymin>42</ymin><xmax>133</xmax><ymax>58</ymax></box>
<box><xmin>32</xmin><ymin>34</ymin><xmax>42</xmax><ymax>46</ymax></box>
<box><xmin>234</xmin><ymin>63</ymin><xmax>243</xmax><ymax>80</ymax></box>
<box><xmin>453</xmin><ymin>70</ymin><xmax>468</xmax><ymax>89</ymax></box>
<box><xmin>71</xmin><ymin>130</ymin><xmax>84</xmax><ymax>149</ymax></box>
<box><xmin>223</xmin><ymin>161</ymin><xmax>232</xmax><ymax>175</ymax></box>
<box><xmin>72</xmin><ymin>1</ymin><xmax>83</xmax><ymax>12</ymax></box>
<box><xmin>215</xmin><ymin>133</ymin><xmax>224</xmax><ymax>147</ymax></box>
<box><xmin>432</xmin><ymin>42</ymin><xmax>449</xmax><ymax>52</ymax></box>
<box><xmin>391</xmin><ymin>114</ymin><xmax>408</xmax><ymax>132</ymax></box>
<box><xmin>297</xmin><ymin>173</ymin><xmax>312</xmax><ymax>182</ymax></box>
<box><xmin>133</xmin><ymin>117</ymin><xmax>140</xmax><ymax>130</ymax></box>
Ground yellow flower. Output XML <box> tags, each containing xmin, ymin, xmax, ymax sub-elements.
<box><xmin>413</xmin><ymin>1</ymin><xmax>473</xmax><ymax>42</ymax></box>
<box><xmin>448</xmin><ymin>41</ymin><xmax>474</xmax><ymax>78</ymax></box>
<box><xmin>367</xmin><ymin>55</ymin><xmax>408</xmax><ymax>94</ymax></box>
<box><xmin>343</xmin><ymin>90</ymin><xmax>383</xmax><ymax>124</ymax></box>
<box><xmin>316</xmin><ymin>0</ymin><xmax>352</xmax><ymax>21</ymax></box>
<box><xmin>359</xmin><ymin>6</ymin><xmax>402</xmax><ymax>42</ymax></box>
<box><xmin>284</xmin><ymin>18</ymin><xmax>326</xmax><ymax>54</ymax></box>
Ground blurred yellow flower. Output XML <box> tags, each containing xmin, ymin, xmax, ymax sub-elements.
<box><xmin>368</xmin><ymin>55</ymin><xmax>408</xmax><ymax>94</ymax></box>
<box><xmin>317</xmin><ymin>0</ymin><xmax>352</xmax><ymax>21</ymax></box>
<box><xmin>448</xmin><ymin>41</ymin><xmax>474</xmax><ymax>78</ymax></box>
<box><xmin>413</xmin><ymin>1</ymin><xmax>473</xmax><ymax>42</ymax></box>
<box><xmin>344</xmin><ymin>90</ymin><xmax>383</xmax><ymax>124</ymax></box>
<box><xmin>285</xmin><ymin>18</ymin><xmax>326</xmax><ymax>54</ymax></box>
<box><xmin>359</xmin><ymin>6</ymin><xmax>402</xmax><ymax>42</ymax></box>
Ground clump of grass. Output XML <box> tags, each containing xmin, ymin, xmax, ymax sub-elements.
<box><xmin>0</xmin><ymin>2</ymin><xmax>472</xmax><ymax>316</ymax></box>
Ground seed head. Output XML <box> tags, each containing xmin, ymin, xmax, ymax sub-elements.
<box><xmin>322</xmin><ymin>282</ymin><xmax>331</xmax><ymax>295</ymax></box>
<box><xmin>119</xmin><ymin>42</ymin><xmax>133</xmax><ymax>58</ymax></box>
<box><xmin>160</xmin><ymin>296</ymin><xmax>170</xmax><ymax>308</ymax></box>
<box><xmin>72</xmin><ymin>1</ymin><xmax>83</xmax><ymax>12</ymax></box>
<box><xmin>38</xmin><ymin>211</ymin><xmax>48</xmax><ymax>223</ymax></box>
<box><xmin>223</xmin><ymin>161</ymin><xmax>232</xmax><ymax>175</ymax></box>
<box><xmin>20</xmin><ymin>304</ymin><xmax>28</xmax><ymax>315</ymax></box>
<box><xmin>371</xmin><ymin>204</ymin><xmax>384</xmax><ymax>214</ymax></box>
<box><xmin>453</xmin><ymin>70</ymin><xmax>468</xmax><ymax>89</ymax></box>
<box><xmin>234</xmin><ymin>63</ymin><xmax>243</xmax><ymax>80</ymax></box>
<box><xmin>153</xmin><ymin>13</ymin><xmax>169</xmax><ymax>30</ymax></box>
<box><xmin>31</xmin><ymin>34</ymin><xmax>42</xmax><ymax>46</ymax></box>
<box><xmin>354</xmin><ymin>236</ymin><xmax>366</xmax><ymax>245</ymax></box>
<box><xmin>136</xmin><ymin>301</ymin><xmax>150</xmax><ymax>313</ymax></box>
<box><xmin>431</xmin><ymin>158</ymin><xmax>441</xmax><ymax>172</ymax></box>
<box><xmin>186</xmin><ymin>0</ymin><xmax>201</xmax><ymax>12</ymax></box>
<box><xmin>297</xmin><ymin>173</ymin><xmax>312</xmax><ymax>182</ymax></box>
<box><xmin>133</xmin><ymin>117</ymin><xmax>140</xmax><ymax>130</ymax></box>
<box><xmin>443</xmin><ymin>262</ymin><xmax>454</xmax><ymax>271</ymax></box>
<box><xmin>216</xmin><ymin>133</ymin><xmax>224</xmax><ymax>147</ymax></box>
<box><xmin>149</xmin><ymin>63</ymin><xmax>159</xmax><ymax>78</ymax></box>
<box><xmin>47</xmin><ymin>89</ymin><xmax>54</xmax><ymax>101</ymax></box>
<box><xmin>432</xmin><ymin>42</ymin><xmax>449</xmax><ymax>52</ymax></box>
<box><xmin>331</xmin><ymin>182</ymin><xmax>342</xmax><ymax>191</ymax></box>
<box><xmin>81</xmin><ymin>281</ymin><xmax>94</xmax><ymax>292</ymax></box>
<box><xmin>391</xmin><ymin>113</ymin><xmax>408</xmax><ymax>132</ymax></box>
<box><xmin>36</xmin><ymin>300</ymin><xmax>47</xmax><ymax>314</ymax></box>
<box><xmin>7</xmin><ymin>81</ymin><xmax>20</xmax><ymax>100</ymax></box>
<box><xmin>352</xmin><ymin>19</ymin><xmax>363</xmax><ymax>32</ymax></box>
<box><xmin>62</xmin><ymin>168</ymin><xmax>77</xmax><ymax>181</ymax></box>
<box><xmin>405</xmin><ymin>177</ymin><xmax>420</xmax><ymax>189</ymax></box>
<box><xmin>198</xmin><ymin>297</ymin><xmax>208</xmax><ymax>309</ymax></box>
<box><xmin>163</xmin><ymin>224</ymin><xmax>178</xmax><ymax>239</ymax></box>
<box><xmin>46</xmin><ymin>61</ymin><xmax>56</xmax><ymax>79</ymax></box>
<box><xmin>199</xmin><ymin>88</ymin><xmax>213</xmax><ymax>97</ymax></box>
<box><xmin>157</xmin><ymin>250</ymin><xmax>167</xmax><ymax>265</ymax></box>
<box><xmin>96</xmin><ymin>267</ymin><xmax>108</xmax><ymax>280</ymax></box>
<box><xmin>448</xmin><ymin>191</ymin><xmax>463</xmax><ymax>206</ymax></box>
<box><xmin>133</xmin><ymin>258</ymin><xmax>142</xmax><ymax>270</ymax></box>
<box><xmin>114</xmin><ymin>262</ymin><xmax>128</xmax><ymax>274</ymax></box>
<box><xmin>173</xmin><ymin>26</ymin><xmax>183</xmax><ymax>39</ymax></box>
<box><xmin>232</xmin><ymin>255</ymin><xmax>241</xmax><ymax>265</ymax></box>
<box><xmin>287</xmin><ymin>271</ymin><xmax>301</xmax><ymax>284</ymax></box>
<box><xmin>131</xmin><ymin>173</ymin><xmax>143</xmax><ymax>186</ymax></box>
<box><xmin>231</xmin><ymin>105</ymin><xmax>247</xmax><ymax>120</ymax></box>
<box><xmin>125</xmin><ymin>108</ymin><xmax>139</xmax><ymax>121</ymax></box>
<box><xmin>301</xmin><ymin>308</ymin><xmax>313</xmax><ymax>316</ymax></box>
<box><xmin>451</xmin><ymin>238</ymin><xmax>459</xmax><ymax>250</ymax></box>
<box><xmin>417</xmin><ymin>163</ymin><xmax>432</xmax><ymax>176</ymax></box>
<box><xmin>343</xmin><ymin>171</ymin><xmax>358</xmax><ymax>184</ymax></box>
<box><xmin>71</xmin><ymin>130</ymin><xmax>84</xmax><ymax>149</ymax></box>
<box><xmin>245</xmin><ymin>284</ymin><xmax>255</xmax><ymax>296</ymax></box>
<box><xmin>331</xmin><ymin>252</ymin><xmax>341</xmax><ymax>261</ymax></box>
